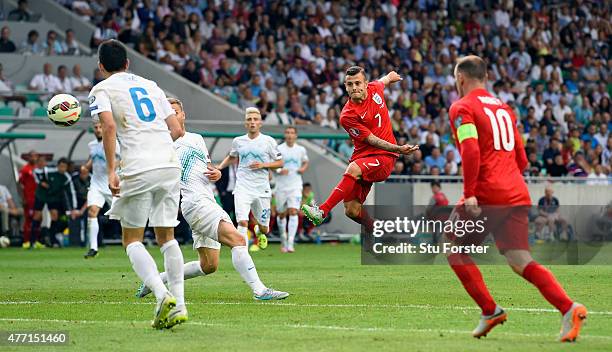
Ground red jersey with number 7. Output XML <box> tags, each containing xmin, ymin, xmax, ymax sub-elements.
<box><xmin>340</xmin><ymin>81</ymin><xmax>398</xmax><ymax>162</ymax></box>
<box><xmin>449</xmin><ymin>88</ymin><xmax>530</xmax><ymax>205</ymax></box>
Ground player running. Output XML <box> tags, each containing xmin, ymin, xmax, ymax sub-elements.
<box><xmin>446</xmin><ymin>55</ymin><xmax>586</xmax><ymax>341</ymax></box>
<box><xmin>275</xmin><ymin>126</ymin><xmax>309</xmax><ymax>253</ymax></box>
<box><xmin>217</xmin><ymin>107</ymin><xmax>283</xmax><ymax>251</ymax></box>
<box><xmin>302</xmin><ymin>66</ymin><xmax>418</xmax><ymax>226</ymax></box>
<box><xmin>89</xmin><ymin>39</ymin><xmax>186</xmax><ymax>329</ymax></box>
<box><xmin>82</xmin><ymin>121</ymin><xmax>120</xmax><ymax>259</ymax></box>
<box><xmin>135</xmin><ymin>98</ymin><xmax>288</xmax><ymax>301</ymax></box>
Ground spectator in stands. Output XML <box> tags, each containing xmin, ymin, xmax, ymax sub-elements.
<box><xmin>535</xmin><ymin>185</ymin><xmax>569</xmax><ymax>241</ymax></box>
<box><xmin>20</xmin><ymin>29</ymin><xmax>41</xmax><ymax>55</ymax></box>
<box><xmin>428</xmin><ymin>181</ymin><xmax>449</xmax><ymax>207</ymax></box>
<box><xmin>70</xmin><ymin>64</ymin><xmax>92</xmax><ymax>94</ymax></box>
<box><xmin>0</xmin><ymin>183</ymin><xmax>20</xmax><ymax>236</ymax></box>
<box><xmin>92</xmin><ymin>68</ymin><xmax>104</xmax><ymax>86</ymax></box>
<box><xmin>61</xmin><ymin>29</ymin><xmax>80</xmax><ymax>56</ymax></box>
<box><xmin>338</xmin><ymin>139</ymin><xmax>354</xmax><ymax>161</ymax></box>
<box><xmin>568</xmin><ymin>151</ymin><xmax>590</xmax><ymax>177</ymax></box>
<box><xmin>0</xmin><ymin>26</ymin><xmax>16</xmax><ymax>53</ymax></box>
<box><xmin>71</xmin><ymin>0</ymin><xmax>94</xmax><ymax>22</ymax></box>
<box><xmin>8</xmin><ymin>0</ymin><xmax>30</xmax><ymax>22</ymax></box>
<box><xmin>57</xmin><ymin>65</ymin><xmax>72</xmax><ymax>93</ymax></box>
<box><xmin>18</xmin><ymin>151</ymin><xmax>38</xmax><ymax>248</ymax></box>
<box><xmin>29</xmin><ymin>63</ymin><xmax>61</xmax><ymax>93</ymax></box>
<box><xmin>391</xmin><ymin>160</ymin><xmax>406</xmax><ymax>176</ymax></box>
<box><xmin>42</xmin><ymin>30</ymin><xmax>63</xmax><ymax>55</ymax></box>
<box><xmin>0</xmin><ymin>63</ymin><xmax>13</xmax><ymax>93</ymax></box>
<box><xmin>587</xmin><ymin>164</ymin><xmax>608</xmax><ymax>186</ymax></box>
<box><xmin>424</xmin><ymin>147</ymin><xmax>445</xmax><ymax>172</ymax></box>
<box><xmin>91</xmin><ymin>14</ymin><xmax>118</xmax><ymax>48</ymax></box>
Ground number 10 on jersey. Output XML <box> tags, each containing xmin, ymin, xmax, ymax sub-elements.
<box><xmin>484</xmin><ymin>107</ymin><xmax>515</xmax><ymax>151</ymax></box>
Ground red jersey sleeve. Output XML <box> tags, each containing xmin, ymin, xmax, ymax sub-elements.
<box><xmin>341</xmin><ymin>112</ymin><xmax>372</xmax><ymax>142</ymax></box>
<box><xmin>370</xmin><ymin>80</ymin><xmax>385</xmax><ymax>95</ymax></box>
<box><xmin>449</xmin><ymin>102</ymin><xmax>480</xmax><ymax>199</ymax></box>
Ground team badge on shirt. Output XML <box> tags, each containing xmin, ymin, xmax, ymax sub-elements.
<box><xmin>372</xmin><ymin>92</ymin><xmax>383</xmax><ymax>105</ymax></box>
<box><xmin>349</xmin><ymin>128</ymin><xmax>360</xmax><ymax>137</ymax></box>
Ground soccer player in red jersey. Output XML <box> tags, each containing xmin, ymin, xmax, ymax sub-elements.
<box><xmin>447</xmin><ymin>56</ymin><xmax>586</xmax><ymax>342</ymax></box>
<box><xmin>302</xmin><ymin>66</ymin><xmax>418</xmax><ymax>227</ymax></box>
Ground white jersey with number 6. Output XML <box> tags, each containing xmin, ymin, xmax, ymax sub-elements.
<box><xmin>88</xmin><ymin>72</ymin><xmax>179</xmax><ymax>176</ymax></box>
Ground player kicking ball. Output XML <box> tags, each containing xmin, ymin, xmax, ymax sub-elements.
<box><xmin>447</xmin><ymin>55</ymin><xmax>586</xmax><ymax>342</ymax></box>
<box><xmin>135</xmin><ymin>98</ymin><xmax>288</xmax><ymax>301</ymax></box>
<box><xmin>217</xmin><ymin>107</ymin><xmax>283</xmax><ymax>251</ymax></box>
<box><xmin>90</xmin><ymin>40</ymin><xmax>186</xmax><ymax>329</ymax></box>
<box><xmin>302</xmin><ymin>66</ymin><xmax>418</xmax><ymax>227</ymax></box>
<box><xmin>275</xmin><ymin>126</ymin><xmax>309</xmax><ymax>253</ymax></box>
<box><xmin>82</xmin><ymin>121</ymin><xmax>120</xmax><ymax>259</ymax></box>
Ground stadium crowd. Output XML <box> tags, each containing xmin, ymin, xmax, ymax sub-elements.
<box><xmin>1</xmin><ymin>0</ymin><xmax>610</xmax><ymax>179</ymax></box>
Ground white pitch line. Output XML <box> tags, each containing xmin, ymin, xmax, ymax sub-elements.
<box><xmin>1</xmin><ymin>300</ymin><xmax>612</xmax><ymax>316</ymax></box>
<box><xmin>0</xmin><ymin>317</ymin><xmax>611</xmax><ymax>341</ymax></box>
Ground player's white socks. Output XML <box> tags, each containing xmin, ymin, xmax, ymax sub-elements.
<box><xmin>160</xmin><ymin>239</ymin><xmax>185</xmax><ymax>307</ymax></box>
<box><xmin>288</xmin><ymin>215</ymin><xmax>298</xmax><ymax>250</ymax></box>
<box><xmin>237</xmin><ymin>225</ymin><xmax>249</xmax><ymax>245</ymax></box>
<box><xmin>126</xmin><ymin>242</ymin><xmax>167</xmax><ymax>300</ymax></box>
<box><xmin>277</xmin><ymin>216</ymin><xmax>287</xmax><ymax>248</ymax></box>
<box><xmin>231</xmin><ymin>246</ymin><xmax>266</xmax><ymax>295</ymax></box>
<box><xmin>87</xmin><ymin>217</ymin><xmax>99</xmax><ymax>251</ymax></box>
<box><xmin>159</xmin><ymin>261</ymin><xmax>205</xmax><ymax>283</ymax></box>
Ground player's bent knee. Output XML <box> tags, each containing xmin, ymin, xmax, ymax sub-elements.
<box><xmin>288</xmin><ymin>208</ymin><xmax>298</xmax><ymax>216</ymax></box>
<box><xmin>200</xmin><ymin>260</ymin><xmax>218</xmax><ymax>275</ymax></box>
<box><xmin>259</xmin><ymin>225</ymin><xmax>269</xmax><ymax>234</ymax></box>
<box><xmin>346</xmin><ymin>162</ymin><xmax>362</xmax><ymax>177</ymax></box>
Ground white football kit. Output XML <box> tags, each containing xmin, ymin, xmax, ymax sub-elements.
<box><xmin>86</xmin><ymin>138</ymin><xmax>120</xmax><ymax>208</ymax></box>
<box><xmin>275</xmin><ymin>142</ymin><xmax>308</xmax><ymax>212</ymax></box>
<box><xmin>175</xmin><ymin>132</ymin><xmax>231</xmax><ymax>250</ymax></box>
<box><xmin>88</xmin><ymin>72</ymin><xmax>180</xmax><ymax>228</ymax></box>
<box><xmin>230</xmin><ymin>133</ymin><xmax>282</xmax><ymax>226</ymax></box>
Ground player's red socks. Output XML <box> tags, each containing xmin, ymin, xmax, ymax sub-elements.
<box><xmin>320</xmin><ymin>173</ymin><xmax>357</xmax><ymax>217</ymax></box>
<box><xmin>522</xmin><ymin>261</ymin><xmax>573</xmax><ymax>315</ymax></box>
<box><xmin>448</xmin><ymin>253</ymin><xmax>497</xmax><ymax>316</ymax></box>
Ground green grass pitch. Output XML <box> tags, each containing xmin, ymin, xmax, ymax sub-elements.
<box><xmin>0</xmin><ymin>244</ymin><xmax>611</xmax><ymax>351</ymax></box>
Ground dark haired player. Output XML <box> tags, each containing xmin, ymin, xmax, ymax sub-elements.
<box><xmin>447</xmin><ymin>55</ymin><xmax>586</xmax><ymax>341</ymax></box>
<box><xmin>88</xmin><ymin>39</ymin><xmax>186</xmax><ymax>329</ymax></box>
<box><xmin>302</xmin><ymin>66</ymin><xmax>418</xmax><ymax>226</ymax></box>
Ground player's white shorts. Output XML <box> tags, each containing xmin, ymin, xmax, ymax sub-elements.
<box><xmin>182</xmin><ymin>197</ymin><xmax>231</xmax><ymax>250</ymax></box>
<box><xmin>234</xmin><ymin>191</ymin><xmax>271</xmax><ymax>227</ymax></box>
<box><xmin>87</xmin><ymin>186</ymin><xmax>113</xmax><ymax>209</ymax></box>
<box><xmin>106</xmin><ymin>167</ymin><xmax>180</xmax><ymax>228</ymax></box>
<box><xmin>275</xmin><ymin>189</ymin><xmax>302</xmax><ymax>212</ymax></box>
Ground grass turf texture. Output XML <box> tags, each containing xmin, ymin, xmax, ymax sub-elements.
<box><xmin>0</xmin><ymin>244</ymin><xmax>610</xmax><ymax>351</ymax></box>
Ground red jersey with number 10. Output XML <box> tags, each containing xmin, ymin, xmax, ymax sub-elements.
<box><xmin>449</xmin><ymin>88</ymin><xmax>530</xmax><ymax>205</ymax></box>
<box><xmin>340</xmin><ymin>81</ymin><xmax>398</xmax><ymax>162</ymax></box>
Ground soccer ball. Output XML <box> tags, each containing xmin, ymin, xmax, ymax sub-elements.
<box><xmin>0</xmin><ymin>236</ymin><xmax>10</xmax><ymax>248</ymax></box>
<box><xmin>47</xmin><ymin>93</ymin><xmax>81</xmax><ymax>127</ymax></box>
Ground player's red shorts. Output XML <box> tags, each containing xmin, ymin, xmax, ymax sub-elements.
<box><xmin>345</xmin><ymin>154</ymin><xmax>396</xmax><ymax>204</ymax></box>
<box><xmin>447</xmin><ymin>200</ymin><xmax>530</xmax><ymax>252</ymax></box>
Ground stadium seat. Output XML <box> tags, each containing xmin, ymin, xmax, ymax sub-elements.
<box><xmin>33</xmin><ymin>107</ymin><xmax>48</xmax><ymax>117</ymax></box>
<box><xmin>0</xmin><ymin>107</ymin><xmax>15</xmax><ymax>117</ymax></box>
<box><xmin>25</xmin><ymin>101</ymin><xmax>41</xmax><ymax>110</ymax></box>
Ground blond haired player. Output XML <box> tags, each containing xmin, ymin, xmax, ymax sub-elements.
<box><xmin>217</xmin><ymin>107</ymin><xmax>284</xmax><ymax>251</ymax></box>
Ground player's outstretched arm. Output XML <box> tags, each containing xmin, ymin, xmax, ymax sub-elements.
<box><xmin>364</xmin><ymin>134</ymin><xmax>419</xmax><ymax>154</ymax></box>
<box><xmin>217</xmin><ymin>154</ymin><xmax>236</xmax><ymax>170</ymax></box>
<box><xmin>249</xmin><ymin>159</ymin><xmax>284</xmax><ymax>170</ymax></box>
<box><xmin>298</xmin><ymin>160</ymin><xmax>310</xmax><ymax>174</ymax></box>
<box><xmin>378</xmin><ymin>71</ymin><xmax>402</xmax><ymax>87</ymax></box>
<box><xmin>165</xmin><ymin>114</ymin><xmax>182</xmax><ymax>141</ymax></box>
